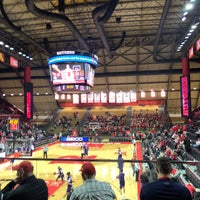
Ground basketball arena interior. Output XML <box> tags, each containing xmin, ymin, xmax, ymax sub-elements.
<box><xmin>0</xmin><ymin>1</ymin><xmax>200</xmax><ymax>200</ymax></box>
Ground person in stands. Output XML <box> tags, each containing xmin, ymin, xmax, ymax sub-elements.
<box><xmin>0</xmin><ymin>160</ymin><xmax>48</xmax><ymax>200</ymax></box>
<box><xmin>140</xmin><ymin>168</ymin><xmax>150</xmax><ymax>187</ymax></box>
<box><xmin>69</xmin><ymin>162</ymin><xmax>116</xmax><ymax>200</ymax></box>
<box><xmin>140</xmin><ymin>157</ymin><xmax>192</xmax><ymax>200</ymax></box>
<box><xmin>135</xmin><ymin>161</ymin><xmax>140</xmax><ymax>182</ymax></box>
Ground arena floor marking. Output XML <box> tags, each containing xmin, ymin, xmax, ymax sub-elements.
<box><xmin>45</xmin><ymin>180</ymin><xmax>64</xmax><ymax>197</ymax></box>
<box><xmin>0</xmin><ymin>142</ymin><xmax>141</xmax><ymax>200</ymax></box>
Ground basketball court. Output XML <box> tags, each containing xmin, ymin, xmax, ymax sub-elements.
<box><xmin>0</xmin><ymin>141</ymin><xmax>142</xmax><ymax>200</ymax></box>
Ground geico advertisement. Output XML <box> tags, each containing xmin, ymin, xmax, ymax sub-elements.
<box><xmin>60</xmin><ymin>136</ymin><xmax>89</xmax><ymax>142</ymax></box>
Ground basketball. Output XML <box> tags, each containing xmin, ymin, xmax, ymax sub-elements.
<box><xmin>53</xmin><ymin>172</ymin><xmax>57</xmax><ymax>175</ymax></box>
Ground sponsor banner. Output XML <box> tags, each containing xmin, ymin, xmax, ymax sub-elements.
<box><xmin>60</xmin><ymin>142</ymin><xmax>83</xmax><ymax>147</ymax></box>
<box><xmin>60</xmin><ymin>136</ymin><xmax>89</xmax><ymax>142</ymax></box>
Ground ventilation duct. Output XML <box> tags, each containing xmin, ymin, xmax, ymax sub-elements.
<box><xmin>92</xmin><ymin>0</ymin><xmax>125</xmax><ymax>59</ymax></box>
<box><xmin>0</xmin><ymin>0</ymin><xmax>48</xmax><ymax>55</ymax></box>
<box><xmin>58</xmin><ymin>0</ymin><xmax>65</xmax><ymax>13</ymax></box>
<box><xmin>25</xmin><ymin>0</ymin><xmax>91</xmax><ymax>53</ymax></box>
<box><xmin>110</xmin><ymin>31</ymin><xmax>126</xmax><ymax>52</ymax></box>
<box><xmin>153</xmin><ymin>0</ymin><xmax>181</xmax><ymax>63</ymax></box>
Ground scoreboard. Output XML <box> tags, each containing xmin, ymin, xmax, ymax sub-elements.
<box><xmin>9</xmin><ymin>118</ymin><xmax>19</xmax><ymax>132</ymax></box>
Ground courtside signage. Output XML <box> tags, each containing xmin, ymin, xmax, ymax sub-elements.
<box><xmin>60</xmin><ymin>136</ymin><xmax>89</xmax><ymax>142</ymax></box>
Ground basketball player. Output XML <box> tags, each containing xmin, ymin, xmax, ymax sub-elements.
<box><xmin>63</xmin><ymin>172</ymin><xmax>73</xmax><ymax>200</ymax></box>
<box><xmin>80</xmin><ymin>143</ymin><xmax>85</xmax><ymax>159</ymax></box>
<box><xmin>117</xmin><ymin>154</ymin><xmax>124</xmax><ymax>173</ymax></box>
<box><xmin>118</xmin><ymin>169</ymin><xmax>125</xmax><ymax>195</ymax></box>
<box><xmin>81</xmin><ymin>143</ymin><xmax>89</xmax><ymax>159</ymax></box>
<box><xmin>83</xmin><ymin>143</ymin><xmax>89</xmax><ymax>158</ymax></box>
<box><xmin>118</xmin><ymin>147</ymin><xmax>122</xmax><ymax>156</ymax></box>
<box><xmin>55</xmin><ymin>166</ymin><xmax>65</xmax><ymax>184</ymax></box>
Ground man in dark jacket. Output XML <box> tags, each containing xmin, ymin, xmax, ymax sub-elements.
<box><xmin>194</xmin><ymin>192</ymin><xmax>200</xmax><ymax>200</ymax></box>
<box><xmin>140</xmin><ymin>157</ymin><xmax>192</xmax><ymax>200</ymax></box>
<box><xmin>0</xmin><ymin>160</ymin><xmax>48</xmax><ymax>200</ymax></box>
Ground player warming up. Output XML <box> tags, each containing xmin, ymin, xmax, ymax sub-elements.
<box><xmin>55</xmin><ymin>166</ymin><xmax>65</xmax><ymax>184</ymax></box>
<box><xmin>63</xmin><ymin>172</ymin><xmax>73</xmax><ymax>200</ymax></box>
<box><xmin>81</xmin><ymin>143</ymin><xmax>89</xmax><ymax>159</ymax></box>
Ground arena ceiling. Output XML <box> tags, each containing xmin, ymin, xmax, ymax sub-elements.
<box><xmin>0</xmin><ymin>0</ymin><xmax>199</xmax><ymax>120</ymax></box>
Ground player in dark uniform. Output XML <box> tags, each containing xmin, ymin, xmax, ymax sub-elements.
<box><xmin>63</xmin><ymin>172</ymin><xmax>73</xmax><ymax>200</ymax></box>
<box><xmin>83</xmin><ymin>143</ymin><xmax>89</xmax><ymax>158</ymax></box>
<box><xmin>119</xmin><ymin>169</ymin><xmax>125</xmax><ymax>195</ymax></box>
<box><xmin>55</xmin><ymin>166</ymin><xmax>65</xmax><ymax>184</ymax></box>
<box><xmin>81</xmin><ymin>143</ymin><xmax>89</xmax><ymax>159</ymax></box>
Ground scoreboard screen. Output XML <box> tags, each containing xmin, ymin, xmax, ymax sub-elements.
<box><xmin>9</xmin><ymin>118</ymin><xmax>19</xmax><ymax>132</ymax></box>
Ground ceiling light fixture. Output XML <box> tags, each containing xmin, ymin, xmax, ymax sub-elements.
<box><xmin>177</xmin><ymin>0</ymin><xmax>199</xmax><ymax>52</ymax></box>
<box><xmin>0</xmin><ymin>39</ymin><xmax>33</xmax><ymax>61</ymax></box>
<box><xmin>185</xmin><ymin>3</ymin><xmax>194</xmax><ymax>10</ymax></box>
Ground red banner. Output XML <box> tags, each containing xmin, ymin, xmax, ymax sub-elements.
<box><xmin>10</xmin><ymin>56</ymin><xmax>18</xmax><ymax>68</ymax></box>
<box><xmin>196</xmin><ymin>38</ymin><xmax>200</xmax><ymax>51</ymax></box>
<box><xmin>188</xmin><ymin>46</ymin><xmax>194</xmax><ymax>59</ymax></box>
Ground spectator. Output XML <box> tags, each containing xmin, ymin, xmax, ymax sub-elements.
<box><xmin>135</xmin><ymin>161</ymin><xmax>140</xmax><ymax>182</ymax></box>
<box><xmin>185</xmin><ymin>183</ymin><xmax>196</xmax><ymax>199</ymax></box>
<box><xmin>69</xmin><ymin>162</ymin><xmax>116</xmax><ymax>200</ymax></box>
<box><xmin>0</xmin><ymin>160</ymin><xmax>48</xmax><ymax>200</ymax></box>
<box><xmin>193</xmin><ymin>138</ymin><xmax>200</xmax><ymax>148</ymax></box>
<box><xmin>194</xmin><ymin>192</ymin><xmax>200</xmax><ymax>200</ymax></box>
<box><xmin>183</xmin><ymin>134</ymin><xmax>192</xmax><ymax>153</ymax></box>
<box><xmin>140</xmin><ymin>157</ymin><xmax>192</xmax><ymax>200</ymax></box>
<box><xmin>140</xmin><ymin>168</ymin><xmax>150</xmax><ymax>187</ymax></box>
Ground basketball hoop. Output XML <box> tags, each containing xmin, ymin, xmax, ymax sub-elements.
<box><xmin>89</xmin><ymin>122</ymin><xmax>100</xmax><ymax>130</ymax></box>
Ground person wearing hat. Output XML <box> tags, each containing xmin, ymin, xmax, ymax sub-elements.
<box><xmin>0</xmin><ymin>160</ymin><xmax>48</xmax><ymax>200</ymax></box>
<box><xmin>140</xmin><ymin>157</ymin><xmax>192</xmax><ymax>200</ymax></box>
<box><xmin>69</xmin><ymin>162</ymin><xmax>116</xmax><ymax>200</ymax></box>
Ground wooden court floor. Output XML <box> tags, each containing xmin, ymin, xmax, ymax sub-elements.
<box><xmin>0</xmin><ymin>142</ymin><xmax>140</xmax><ymax>200</ymax></box>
